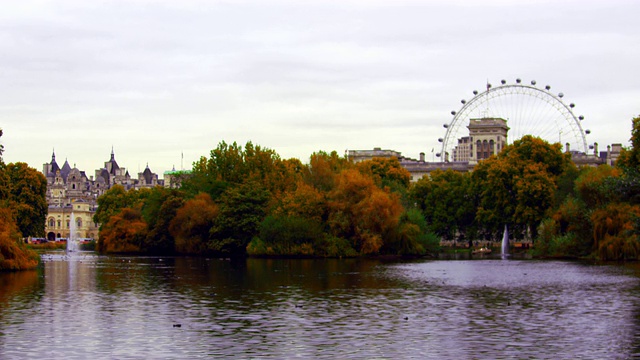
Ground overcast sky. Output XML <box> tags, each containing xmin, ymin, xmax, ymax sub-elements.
<box><xmin>2</xmin><ymin>0</ymin><xmax>639</xmax><ymax>176</ymax></box>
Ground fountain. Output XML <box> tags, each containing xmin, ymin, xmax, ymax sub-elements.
<box><xmin>67</xmin><ymin>212</ymin><xmax>78</xmax><ymax>253</ymax></box>
<box><xmin>501</xmin><ymin>224</ymin><xmax>509</xmax><ymax>257</ymax></box>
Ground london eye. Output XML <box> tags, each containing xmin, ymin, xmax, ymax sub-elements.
<box><xmin>437</xmin><ymin>79</ymin><xmax>590</xmax><ymax>161</ymax></box>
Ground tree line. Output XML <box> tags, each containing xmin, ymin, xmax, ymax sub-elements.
<box><xmin>4</xmin><ymin>116</ymin><xmax>640</xmax><ymax>267</ymax></box>
<box><xmin>94</xmin><ymin>141</ymin><xmax>438</xmax><ymax>257</ymax></box>
<box><xmin>94</xmin><ymin>115</ymin><xmax>640</xmax><ymax>260</ymax></box>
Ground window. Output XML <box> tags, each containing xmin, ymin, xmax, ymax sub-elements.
<box><xmin>77</xmin><ymin>218</ymin><xmax>82</xmax><ymax>228</ymax></box>
<box><xmin>48</xmin><ymin>218</ymin><xmax>55</xmax><ymax>228</ymax></box>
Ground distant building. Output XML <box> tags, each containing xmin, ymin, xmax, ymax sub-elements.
<box><xmin>350</xmin><ymin>117</ymin><xmax>622</xmax><ymax>182</ymax></box>
<box><xmin>42</xmin><ymin>149</ymin><xmax>165</xmax><ymax>241</ymax></box>
<box><xmin>163</xmin><ymin>168</ymin><xmax>192</xmax><ymax>189</ymax></box>
<box><xmin>452</xmin><ymin>117</ymin><xmax>509</xmax><ymax>164</ymax></box>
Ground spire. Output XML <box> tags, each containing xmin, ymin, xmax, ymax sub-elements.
<box><xmin>110</xmin><ymin>146</ymin><xmax>115</xmax><ymax>161</ymax></box>
<box><xmin>52</xmin><ymin>148</ymin><xmax>56</xmax><ymax>162</ymax></box>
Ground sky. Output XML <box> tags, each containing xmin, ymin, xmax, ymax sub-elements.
<box><xmin>1</xmin><ymin>0</ymin><xmax>639</xmax><ymax>177</ymax></box>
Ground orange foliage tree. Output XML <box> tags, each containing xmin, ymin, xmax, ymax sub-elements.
<box><xmin>97</xmin><ymin>207</ymin><xmax>148</xmax><ymax>253</ymax></box>
<box><xmin>327</xmin><ymin>169</ymin><xmax>403</xmax><ymax>254</ymax></box>
<box><xmin>0</xmin><ymin>208</ymin><xmax>39</xmax><ymax>270</ymax></box>
<box><xmin>169</xmin><ymin>193</ymin><xmax>219</xmax><ymax>255</ymax></box>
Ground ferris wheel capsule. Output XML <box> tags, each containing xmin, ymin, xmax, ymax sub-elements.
<box><xmin>545</xmin><ymin>85</ymin><xmax>551</xmax><ymax>90</ymax></box>
<box><xmin>579</xmin><ymin>115</ymin><xmax>584</xmax><ymax>120</ymax></box>
<box><xmin>531</xmin><ymin>80</ymin><xmax>537</xmax><ymax>85</ymax></box>
<box><xmin>516</xmin><ymin>78</ymin><xmax>522</xmax><ymax>83</ymax></box>
<box><xmin>501</xmin><ymin>79</ymin><xmax>506</xmax><ymax>85</ymax></box>
<box><xmin>473</xmin><ymin>90</ymin><xmax>478</xmax><ymax>95</ymax></box>
<box><xmin>558</xmin><ymin>92</ymin><xmax>564</xmax><ymax>98</ymax></box>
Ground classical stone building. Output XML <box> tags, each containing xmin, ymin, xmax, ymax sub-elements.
<box><xmin>452</xmin><ymin>117</ymin><xmax>509</xmax><ymax>164</ymax></box>
<box><xmin>42</xmin><ymin>149</ymin><xmax>164</xmax><ymax>241</ymax></box>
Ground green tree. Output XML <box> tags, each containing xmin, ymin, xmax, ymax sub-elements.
<box><xmin>410</xmin><ymin>169</ymin><xmax>477</xmax><ymax>241</ymax></box>
<box><xmin>4</xmin><ymin>162</ymin><xmax>48</xmax><ymax>237</ymax></box>
<box><xmin>616</xmin><ymin>115</ymin><xmax>640</xmax><ymax>173</ymax></box>
<box><xmin>209</xmin><ymin>182</ymin><xmax>270</xmax><ymax>256</ymax></box>
<box><xmin>142</xmin><ymin>187</ymin><xmax>185</xmax><ymax>254</ymax></box>
<box><xmin>93</xmin><ymin>185</ymin><xmax>148</xmax><ymax>229</ymax></box>
<box><xmin>473</xmin><ymin>135</ymin><xmax>571</xmax><ymax>239</ymax></box>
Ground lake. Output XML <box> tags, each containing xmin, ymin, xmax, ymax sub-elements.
<box><xmin>1</xmin><ymin>253</ymin><xmax>639</xmax><ymax>359</ymax></box>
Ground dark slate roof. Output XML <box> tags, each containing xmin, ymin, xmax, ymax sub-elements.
<box><xmin>61</xmin><ymin>160</ymin><xmax>71</xmax><ymax>180</ymax></box>
<box><xmin>142</xmin><ymin>166</ymin><xmax>153</xmax><ymax>184</ymax></box>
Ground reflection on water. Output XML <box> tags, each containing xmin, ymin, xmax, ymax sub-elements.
<box><xmin>1</xmin><ymin>254</ymin><xmax>639</xmax><ymax>359</ymax></box>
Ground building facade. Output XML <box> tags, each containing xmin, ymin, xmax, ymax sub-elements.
<box><xmin>42</xmin><ymin>149</ymin><xmax>165</xmax><ymax>241</ymax></box>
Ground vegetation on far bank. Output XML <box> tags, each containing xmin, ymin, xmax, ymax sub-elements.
<box><xmin>93</xmin><ymin>115</ymin><xmax>640</xmax><ymax>261</ymax></box>
<box><xmin>4</xmin><ymin>116</ymin><xmax>640</xmax><ymax>268</ymax></box>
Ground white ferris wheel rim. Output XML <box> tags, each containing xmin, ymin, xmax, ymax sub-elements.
<box><xmin>438</xmin><ymin>80</ymin><xmax>588</xmax><ymax>161</ymax></box>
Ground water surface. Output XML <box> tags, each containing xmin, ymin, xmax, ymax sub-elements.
<box><xmin>1</xmin><ymin>254</ymin><xmax>639</xmax><ymax>359</ymax></box>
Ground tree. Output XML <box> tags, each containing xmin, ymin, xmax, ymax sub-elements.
<box><xmin>209</xmin><ymin>182</ymin><xmax>270</xmax><ymax>256</ymax></box>
<box><xmin>4</xmin><ymin>162</ymin><xmax>47</xmax><ymax>237</ymax></box>
<box><xmin>169</xmin><ymin>193</ymin><xmax>218</xmax><ymax>255</ymax></box>
<box><xmin>142</xmin><ymin>188</ymin><xmax>185</xmax><ymax>254</ymax></box>
<box><xmin>97</xmin><ymin>207</ymin><xmax>147</xmax><ymax>253</ymax></box>
<box><xmin>304</xmin><ymin>151</ymin><xmax>352</xmax><ymax>192</ymax></box>
<box><xmin>274</xmin><ymin>181</ymin><xmax>326</xmax><ymax>223</ymax></box>
<box><xmin>616</xmin><ymin>115</ymin><xmax>640</xmax><ymax>173</ymax></box>
<box><xmin>410</xmin><ymin>169</ymin><xmax>477</xmax><ymax>240</ymax></box>
<box><xmin>473</xmin><ymin>135</ymin><xmax>571</xmax><ymax>239</ymax></box>
<box><xmin>93</xmin><ymin>185</ymin><xmax>148</xmax><ymax>229</ymax></box>
<box><xmin>327</xmin><ymin>169</ymin><xmax>403</xmax><ymax>254</ymax></box>
<box><xmin>0</xmin><ymin>208</ymin><xmax>39</xmax><ymax>270</ymax></box>
<box><xmin>592</xmin><ymin>202</ymin><xmax>640</xmax><ymax>260</ymax></box>
<box><xmin>0</xmin><ymin>130</ymin><xmax>40</xmax><ymax>270</ymax></box>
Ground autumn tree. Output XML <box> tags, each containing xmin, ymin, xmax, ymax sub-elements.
<box><xmin>327</xmin><ymin>169</ymin><xmax>403</xmax><ymax>254</ymax></box>
<box><xmin>0</xmin><ymin>208</ymin><xmax>39</xmax><ymax>270</ymax></box>
<box><xmin>304</xmin><ymin>151</ymin><xmax>352</xmax><ymax>192</ymax></box>
<box><xmin>169</xmin><ymin>193</ymin><xmax>218</xmax><ymax>255</ymax></box>
<box><xmin>97</xmin><ymin>207</ymin><xmax>147</xmax><ymax>253</ymax></box>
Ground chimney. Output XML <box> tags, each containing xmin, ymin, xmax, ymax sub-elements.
<box><xmin>419</xmin><ymin>152</ymin><xmax>425</xmax><ymax>162</ymax></box>
<box><xmin>565</xmin><ymin>143</ymin><xmax>570</xmax><ymax>153</ymax></box>
<box><xmin>593</xmin><ymin>142</ymin><xmax>598</xmax><ymax>156</ymax></box>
